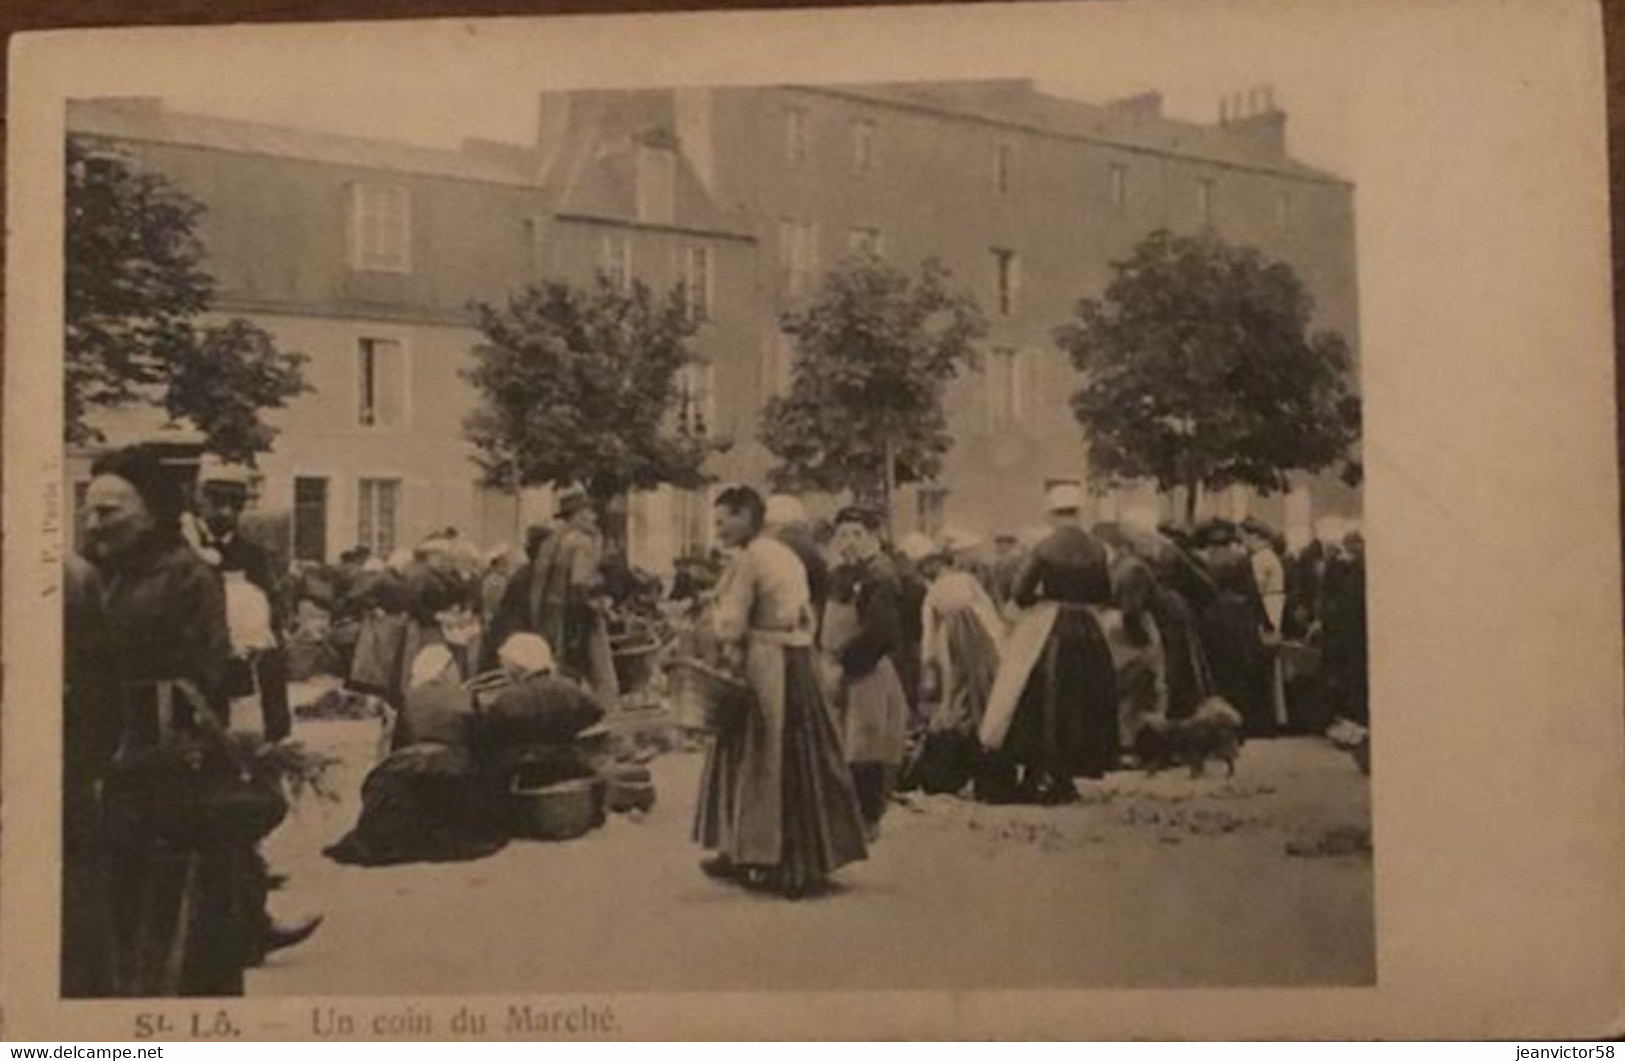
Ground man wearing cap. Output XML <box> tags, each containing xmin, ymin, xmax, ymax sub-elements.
<box><xmin>193</xmin><ymin>461</ymin><xmax>292</xmax><ymax>743</ymax></box>
<box><xmin>822</xmin><ymin>506</ymin><xmax>911</xmax><ymax>840</ymax></box>
<box><xmin>190</xmin><ymin>460</ymin><xmax>323</xmax><ymax>964</ymax></box>
<box><xmin>978</xmin><ymin>483</ymin><xmax>1119</xmax><ymax>803</ymax></box>
<box><xmin>522</xmin><ymin>488</ymin><xmax>620</xmax><ymax>707</ymax></box>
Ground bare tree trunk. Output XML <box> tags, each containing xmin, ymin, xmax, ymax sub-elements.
<box><xmin>882</xmin><ymin>438</ymin><xmax>897</xmax><ymax>542</ymax></box>
<box><xmin>509</xmin><ymin>459</ymin><xmax>523</xmax><ymax>549</ymax></box>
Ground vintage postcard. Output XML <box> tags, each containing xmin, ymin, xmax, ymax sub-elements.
<box><xmin>4</xmin><ymin>0</ymin><xmax>1622</xmax><ymax>1040</ymax></box>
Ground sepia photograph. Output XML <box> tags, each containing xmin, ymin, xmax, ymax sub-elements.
<box><xmin>5</xmin><ymin>0</ymin><xmax>1623</xmax><ymax>1040</ymax></box>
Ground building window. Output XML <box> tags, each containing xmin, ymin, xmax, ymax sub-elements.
<box><xmin>357</xmin><ymin>477</ymin><xmax>401</xmax><ymax>558</ymax></box>
<box><xmin>1109</xmin><ymin>162</ymin><xmax>1128</xmax><ymax>210</ymax></box>
<box><xmin>993</xmin><ymin>142</ymin><xmax>1014</xmax><ymax>195</ymax></box>
<box><xmin>764</xmin><ymin>327</ymin><xmax>797</xmax><ymax>398</ymax></box>
<box><xmin>601</xmin><ymin>234</ymin><xmax>633</xmax><ymax>291</ymax></box>
<box><xmin>785</xmin><ymin>105</ymin><xmax>809</xmax><ymax>165</ymax></box>
<box><xmin>357</xmin><ymin>337</ymin><xmax>406</xmax><ymax>429</ymax></box>
<box><xmin>676</xmin><ymin>362</ymin><xmax>714</xmax><ymax>437</ymax></box>
<box><xmin>991</xmin><ymin>248</ymin><xmax>1020</xmax><ymax>317</ymax></box>
<box><xmin>852</xmin><ymin>118</ymin><xmax>877</xmax><ymax>174</ymax></box>
<box><xmin>347</xmin><ymin>182</ymin><xmax>410</xmax><ymax>273</ymax></box>
<box><xmin>292</xmin><ymin>477</ymin><xmax>329</xmax><ymax>563</ymax></box>
<box><xmin>848</xmin><ymin>226</ymin><xmax>883</xmax><ymax>258</ymax></box>
<box><xmin>779</xmin><ymin>219</ymin><xmax>819</xmax><ymax>296</ymax></box>
<box><xmin>986</xmin><ymin>347</ymin><xmax>1024</xmax><ymax>430</ymax></box>
<box><xmin>1198</xmin><ymin>178</ymin><xmax>1216</xmax><ymax>227</ymax></box>
<box><xmin>679</xmin><ymin>245</ymin><xmax>713</xmax><ymax>322</ymax></box>
<box><xmin>636</xmin><ymin>145</ymin><xmax>677</xmax><ymax>225</ymax></box>
<box><xmin>1277</xmin><ymin>189</ymin><xmax>1294</xmax><ymax>229</ymax></box>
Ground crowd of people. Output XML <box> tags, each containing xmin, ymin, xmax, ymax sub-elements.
<box><xmin>683</xmin><ymin>481</ymin><xmax>1370</xmax><ymax>898</ymax></box>
<box><xmin>61</xmin><ymin>439</ymin><xmax>1370</xmax><ymax>993</ymax></box>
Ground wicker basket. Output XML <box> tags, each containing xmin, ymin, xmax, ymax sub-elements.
<box><xmin>665</xmin><ymin>657</ymin><xmax>753</xmax><ymax>733</ymax></box>
<box><xmin>605</xmin><ymin>777</ymin><xmax>657</xmax><ymax>814</ymax></box>
<box><xmin>611</xmin><ymin>637</ymin><xmax>663</xmax><ymax>694</ymax></box>
<box><xmin>509</xmin><ymin>775</ymin><xmax>605</xmax><ymax>841</ymax></box>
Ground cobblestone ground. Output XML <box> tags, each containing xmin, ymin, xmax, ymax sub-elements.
<box><xmin>250</xmin><ymin>683</ymin><xmax>1374</xmax><ymax>996</ymax></box>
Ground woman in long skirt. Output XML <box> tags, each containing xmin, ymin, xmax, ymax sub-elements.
<box><xmin>1196</xmin><ymin>522</ymin><xmax>1273</xmax><ymax>737</ymax></box>
<box><xmin>693</xmin><ymin>487</ymin><xmax>867</xmax><ymax>899</ymax></box>
<box><xmin>979</xmin><ymin>487</ymin><xmax>1119</xmax><ymax>803</ymax></box>
<box><xmin>909</xmin><ymin>537</ymin><xmax>1004</xmax><ymax>795</ymax></box>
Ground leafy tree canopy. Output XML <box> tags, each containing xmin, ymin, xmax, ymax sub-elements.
<box><xmin>1055</xmin><ymin>229</ymin><xmax>1361</xmax><ymax>522</ymax></box>
<box><xmin>65</xmin><ymin>138</ymin><xmax>310</xmax><ymax>463</ymax></box>
<box><xmin>761</xmin><ymin>254</ymin><xmax>986</xmax><ymax>505</ymax></box>
<box><xmin>462</xmin><ymin>277</ymin><xmax>725</xmax><ymax>502</ymax></box>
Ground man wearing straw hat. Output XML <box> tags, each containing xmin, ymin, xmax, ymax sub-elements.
<box><xmin>190</xmin><ymin>457</ymin><xmax>291</xmax><ymax>743</ymax></box>
<box><xmin>189</xmin><ymin>456</ymin><xmax>322</xmax><ymax>964</ymax></box>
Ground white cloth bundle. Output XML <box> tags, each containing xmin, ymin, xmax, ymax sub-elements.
<box><xmin>223</xmin><ymin>570</ymin><xmax>277</xmax><ymax>656</ymax></box>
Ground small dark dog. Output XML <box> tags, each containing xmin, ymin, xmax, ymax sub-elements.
<box><xmin>1133</xmin><ymin>697</ymin><xmax>1245</xmax><ymax>778</ymax></box>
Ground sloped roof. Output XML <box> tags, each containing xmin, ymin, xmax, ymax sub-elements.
<box><xmin>69</xmin><ymin>97</ymin><xmax>754</xmax><ymax>239</ymax></box>
<box><xmin>550</xmin><ymin>135</ymin><xmax>753</xmax><ymax>239</ymax></box>
<box><xmin>808</xmin><ymin>81</ymin><xmax>1344</xmax><ymax>184</ymax></box>
<box><xmin>66</xmin><ymin>98</ymin><xmax>538</xmax><ymax>188</ymax></box>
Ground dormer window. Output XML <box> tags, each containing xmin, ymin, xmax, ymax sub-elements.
<box><xmin>635</xmin><ymin>141</ymin><xmax>677</xmax><ymax>226</ymax></box>
<box><xmin>348</xmin><ymin>182</ymin><xmax>410</xmax><ymax>273</ymax></box>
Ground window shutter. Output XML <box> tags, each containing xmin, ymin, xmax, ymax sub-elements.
<box><xmin>377</xmin><ymin>340</ymin><xmax>405</xmax><ymax>428</ymax></box>
<box><xmin>347</xmin><ymin>183</ymin><xmax>367</xmax><ymax>269</ymax></box>
<box><xmin>389</xmin><ymin>186</ymin><xmax>410</xmax><ymax>270</ymax></box>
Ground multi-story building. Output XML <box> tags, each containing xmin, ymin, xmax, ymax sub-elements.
<box><xmin>66</xmin><ymin>79</ymin><xmax>1358</xmax><ymax>573</ymax></box>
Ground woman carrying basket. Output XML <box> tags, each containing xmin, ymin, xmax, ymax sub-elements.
<box><xmin>691</xmin><ymin>486</ymin><xmax>868</xmax><ymax>900</ymax></box>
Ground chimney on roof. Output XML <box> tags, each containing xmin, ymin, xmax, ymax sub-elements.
<box><xmin>1106</xmin><ymin>90</ymin><xmax>1164</xmax><ymax>120</ymax></box>
<box><xmin>1218</xmin><ymin>84</ymin><xmax>1286</xmax><ymax>156</ymax></box>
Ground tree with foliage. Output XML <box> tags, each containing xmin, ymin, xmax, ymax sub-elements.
<box><xmin>1056</xmin><ymin>229</ymin><xmax>1362</xmax><ymax>526</ymax></box>
<box><xmin>761</xmin><ymin>254</ymin><xmax>986</xmax><ymax>517</ymax></box>
<box><xmin>65</xmin><ymin>138</ymin><xmax>310</xmax><ymax>463</ymax></box>
<box><xmin>462</xmin><ymin>277</ymin><xmax>725</xmax><ymax>507</ymax></box>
